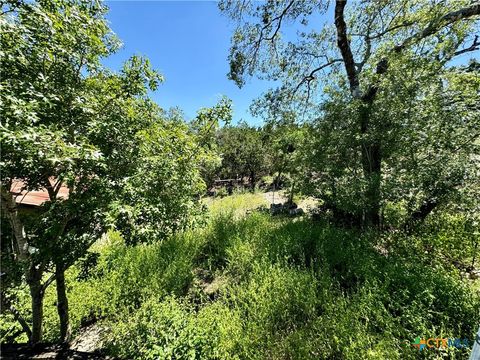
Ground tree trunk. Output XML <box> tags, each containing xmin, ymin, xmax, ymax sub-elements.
<box><xmin>1</xmin><ymin>186</ymin><xmax>46</xmax><ymax>344</ymax></box>
<box><xmin>334</xmin><ymin>1</ymin><xmax>382</xmax><ymax>227</ymax></box>
<box><xmin>27</xmin><ymin>265</ymin><xmax>44</xmax><ymax>345</ymax></box>
<box><xmin>273</xmin><ymin>170</ymin><xmax>283</xmax><ymax>190</ymax></box>
<box><xmin>288</xmin><ymin>181</ymin><xmax>295</xmax><ymax>205</ymax></box>
<box><xmin>359</xmin><ymin>102</ymin><xmax>381</xmax><ymax>227</ymax></box>
<box><xmin>1</xmin><ymin>186</ymin><xmax>28</xmax><ymax>260</ymax></box>
<box><xmin>55</xmin><ymin>264</ymin><xmax>70</xmax><ymax>343</ymax></box>
<box><xmin>250</xmin><ymin>170</ymin><xmax>255</xmax><ymax>191</ymax></box>
<box><xmin>405</xmin><ymin>198</ymin><xmax>438</xmax><ymax>230</ymax></box>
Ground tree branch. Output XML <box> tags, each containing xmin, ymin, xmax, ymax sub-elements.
<box><xmin>246</xmin><ymin>0</ymin><xmax>295</xmax><ymax>74</ymax></box>
<box><xmin>366</xmin><ymin>21</ymin><xmax>416</xmax><ymax>41</ymax></box>
<box><xmin>394</xmin><ymin>3</ymin><xmax>480</xmax><ymax>53</ymax></box>
<box><xmin>266</xmin><ymin>0</ymin><xmax>295</xmax><ymax>41</ymax></box>
<box><xmin>293</xmin><ymin>59</ymin><xmax>343</xmax><ymax>95</ymax></box>
<box><xmin>41</xmin><ymin>274</ymin><xmax>56</xmax><ymax>293</ymax></box>
<box><xmin>364</xmin><ymin>3</ymin><xmax>479</xmax><ymax>102</ymax></box>
<box><xmin>454</xmin><ymin>35</ymin><xmax>480</xmax><ymax>56</ymax></box>
<box><xmin>9</xmin><ymin>304</ymin><xmax>32</xmax><ymax>341</ymax></box>
<box><xmin>334</xmin><ymin>0</ymin><xmax>360</xmax><ymax>98</ymax></box>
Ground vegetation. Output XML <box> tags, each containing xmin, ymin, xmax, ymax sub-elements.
<box><xmin>212</xmin><ymin>123</ymin><xmax>267</xmax><ymax>189</ymax></box>
<box><xmin>1</xmin><ymin>0</ymin><xmax>230</xmax><ymax>345</ymax></box>
<box><xmin>2</xmin><ymin>198</ymin><xmax>479</xmax><ymax>359</ymax></box>
<box><xmin>1</xmin><ymin>0</ymin><xmax>479</xmax><ymax>359</ymax></box>
<box><xmin>221</xmin><ymin>0</ymin><xmax>480</xmax><ymax>227</ymax></box>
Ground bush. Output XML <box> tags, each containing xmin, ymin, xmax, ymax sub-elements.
<box><xmin>104</xmin><ymin>296</ymin><xmax>246</xmax><ymax>360</ymax></box>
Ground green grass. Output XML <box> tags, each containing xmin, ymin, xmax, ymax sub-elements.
<box><xmin>2</xmin><ymin>193</ymin><xmax>479</xmax><ymax>359</ymax></box>
<box><xmin>203</xmin><ymin>191</ymin><xmax>267</xmax><ymax>217</ymax></box>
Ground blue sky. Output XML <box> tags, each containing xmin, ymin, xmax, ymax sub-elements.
<box><xmin>103</xmin><ymin>1</ymin><xmax>272</xmax><ymax>125</ymax></box>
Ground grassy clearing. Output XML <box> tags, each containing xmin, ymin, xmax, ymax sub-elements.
<box><xmin>2</xmin><ymin>194</ymin><xmax>479</xmax><ymax>359</ymax></box>
<box><xmin>203</xmin><ymin>191</ymin><xmax>268</xmax><ymax>217</ymax></box>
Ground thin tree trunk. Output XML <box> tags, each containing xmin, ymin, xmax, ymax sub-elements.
<box><xmin>1</xmin><ymin>186</ymin><xmax>28</xmax><ymax>260</ymax></box>
<box><xmin>471</xmin><ymin>240</ymin><xmax>478</xmax><ymax>269</ymax></box>
<box><xmin>404</xmin><ymin>198</ymin><xmax>438</xmax><ymax>231</ymax></box>
<box><xmin>1</xmin><ymin>185</ymin><xmax>46</xmax><ymax>344</ymax></box>
<box><xmin>288</xmin><ymin>181</ymin><xmax>295</xmax><ymax>205</ymax></box>
<box><xmin>6</xmin><ymin>303</ymin><xmax>32</xmax><ymax>341</ymax></box>
<box><xmin>250</xmin><ymin>170</ymin><xmax>255</xmax><ymax>191</ymax></box>
<box><xmin>273</xmin><ymin>170</ymin><xmax>283</xmax><ymax>190</ymax></box>
<box><xmin>27</xmin><ymin>265</ymin><xmax>44</xmax><ymax>345</ymax></box>
<box><xmin>55</xmin><ymin>264</ymin><xmax>70</xmax><ymax>343</ymax></box>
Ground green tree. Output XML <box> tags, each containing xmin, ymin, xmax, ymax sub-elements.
<box><xmin>1</xmin><ymin>0</ymin><xmax>124</xmax><ymax>343</ymax></box>
<box><xmin>112</xmin><ymin>98</ymin><xmax>232</xmax><ymax>245</ymax></box>
<box><xmin>216</xmin><ymin>122</ymin><xmax>266</xmax><ymax>189</ymax></box>
<box><xmin>262</xmin><ymin>120</ymin><xmax>307</xmax><ymax>194</ymax></box>
<box><xmin>220</xmin><ymin>0</ymin><xmax>480</xmax><ymax>227</ymax></box>
<box><xmin>1</xmin><ymin>0</ymin><xmax>231</xmax><ymax>344</ymax></box>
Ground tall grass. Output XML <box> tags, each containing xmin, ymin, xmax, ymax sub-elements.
<box><xmin>2</xmin><ymin>198</ymin><xmax>478</xmax><ymax>359</ymax></box>
<box><xmin>203</xmin><ymin>191</ymin><xmax>267</xmax><ymax>217</ymax></box>
<box><xmin>53</xmin><ymin>210</ymin><xmax>478</xmax><ymax>359</ymax></box>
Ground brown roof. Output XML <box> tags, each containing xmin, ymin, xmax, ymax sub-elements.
<box><xmin>11</xmin><ymin>179</ymin><xmax>69</xmax><ymax>206</ymax></box>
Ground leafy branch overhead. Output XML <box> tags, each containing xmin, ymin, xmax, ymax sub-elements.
<box><xmin>222</xmin><ymin>0</ymin><xmax>479</xmax><ymax>101</ymax></box>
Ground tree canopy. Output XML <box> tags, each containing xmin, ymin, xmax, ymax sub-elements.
<box><xmin>0</xmin><ymin>0</ymin><xmax>231</xmax><ymax>343</ymax></box>
<box><xmin>220</xmin><ymin>0</ymin><xmax>480</xmax><ymax>226</ymax></box>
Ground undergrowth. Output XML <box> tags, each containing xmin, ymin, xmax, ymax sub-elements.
<box><xmin>2</xmin><ymin>198</ymin><xmax>479</xmax><ymax>359</ymax></box>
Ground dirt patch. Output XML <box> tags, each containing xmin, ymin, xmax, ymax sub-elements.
<box><xmin>264</xmin><ymin>191</ymin><xmax>317</xmax><ymax>211</ymax></box>
<box><xmin>69</xmin><ymin>324</ymin><xmax>106</xmax><ymax>354</ymax></box>
<box><xmin>1</xmin><ymin>324</ymin><xmax>111</xmax><ymax>359</ymax></box>
<box><xmin>263</xmin><ymin>191</ymin><xmax>287</xmax><ymax>205</ymax></box>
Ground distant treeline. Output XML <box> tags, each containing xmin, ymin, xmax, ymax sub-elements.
<box><xmin>204</xmin><ymin>121</ymin><xmax>305</xmax><ymax>192</ymax></box>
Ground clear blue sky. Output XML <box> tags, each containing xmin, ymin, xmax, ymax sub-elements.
<box><xmin>103</xmin><ymin>1</ymin><xmax>272</xmax><ymax>125</ymax></box>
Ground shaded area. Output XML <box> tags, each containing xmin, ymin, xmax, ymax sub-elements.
<box><xmin>0</xmin><ymin>344</ymin><xmax>114</xmax><ymax>360</ymax></box>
